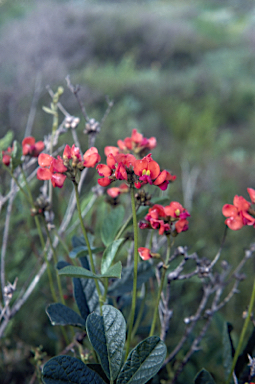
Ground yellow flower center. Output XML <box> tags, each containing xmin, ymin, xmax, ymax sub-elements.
<box><xmin>175</xmin><ymin>209</ymin><xmax>180</xmax><ymax>216</ymax></box>
<box><xmin>142</xmin><ymin>169</ymin><xmax>151</xmax><ymax>176</ymax></box>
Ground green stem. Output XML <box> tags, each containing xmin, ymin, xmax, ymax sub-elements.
<box><xmin>226</xmin><ymin>277</ymin><xmax>255</xmax><ymax>384</ymax></box>
<box><xmin>43</xmin><ymin>222</ymin><xmax>66</xmax><ymax>305</ymax></box>
<box><xmin>74</xmin><ymin>183</ymin><xmax>103</xmax><ymax>311</ymax></box>
<box><xmin>149</xmin><ymin>236</ymin><xmax>171</xmax><ymax>337</ymax></box>
<box><xmin>125</xmin><ymin>187</ymin><xmax>139</xmax><ymax>359</ymax></box>
<box><xmin>131</xmin><ymin>283</ymin><xmax>148</xmax><ymax>340</ymax></box>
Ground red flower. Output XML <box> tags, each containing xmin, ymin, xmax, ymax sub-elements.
<box><xmin>107</xmin><ymin>183</ymin><xmax>129</xmax><ymax>198</ymax></box>
<box><xmin>138</xmin><ymin>247</ymin><xmax>152</xmax><ymax>261</ymax></box>
<box><xmin>2</xmin><ymin>147</ymin><xmax>12</xmax><ymax>166</ymax></box>
<box><xmin>63</xmin><ymin>144</ymin><xmax>82</xmax><ymax>163</ymax></box>
<box><xmin>139</xmin><ymin>202</ymin><xmax>190</xmax><ymax>236</ymax></box>
<box><xmin>83</xmin><ymin>147</ymin><xmax>101</xmax><ymax>168</ymax></box>
<box><xmin>109</xmin><ymin>129</ymin><xmax>156</xmax><ymax>155</ymax></box>
<box><xmin>37</xmin><ymin>153</ymin><xmax>67</xmax><ymax>188</ymax></box>
<box><xmin>222</xmin><ymin>195</ymin><xmax>255</xmax><ymax>230</ymax></box>
<box><xmin>97</xmin><ymin>153</ymin><xmax>136</xmax><ymax>187</ymax></box>
<box><xmin>247</xmin><ymin>188</ymin><xmax>255</xmax><ymax>204</ymax></box>
<box><xmin>22</xmin><ymin>137</ymin><xmax>44</xmax><ymax>157</ymax></box>
<box><xmin>134</xmin><ymin>154</ymin><xmax>170</xmax><ymax>190</ymax></box>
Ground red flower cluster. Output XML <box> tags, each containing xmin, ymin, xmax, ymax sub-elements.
<box><xmin>222</xmin><ymin>188</ymin><xmax>255</xmax><ymax>230</ymax></box>
<box><xmin>104</xmin><ymin>129</ymin><xmax>156</xmax><ymax>156</ymax></box>
<box><xmin>97</xmin><ymin>152</ymin><xmax>175</xmax><ymax>191</ymax></box>
<box><xmin>22</xmin><ymin>137</ymin><xmax>44</xmax><ymax>157</ymax></box>
<box><xmin>37</xmin><ymin>145</ymin><xmax>101</xmax><ymax>188</ymax></box>
<box><xmin>2</xmin><ymin>147</ymin><xmax>12</xmax><ymax>166</ymax></box>
<box><xmin>139</xmin><ymin>202</ymin><xmax>190</xmax><ymax>236</ymax></box>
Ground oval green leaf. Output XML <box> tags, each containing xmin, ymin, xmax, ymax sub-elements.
<box><xmin>194</xmin><ymin>369</ymin><xmax>216</xmax><ymax>384</ymax></box>
<box><xmin>42</xmin><ymin>355</ymin><xmax>106</xmax><ymax>384</ymax></box>
<box><xmin>116</xmin><ymin>336</ymin><xmax>166</xmax><ymax>384</ymax></box>
<box><xmin>46</xmin><ymin>303</ymin><xmax>86</xmax><ymax>328</ymax></box>
<box><xmin>59</xmin><ymin>264</ymin><xmax>121</xmax><ymax>280</ymax></box>
<box><xmin>101</xmin><ymin>205</ymin><xmax>125</xmax><ymax>246</ymax></box>
<box><xmin>86</xmin><ymin>305</ymin><xmax>126</xmax><ymax>381</ymax></box>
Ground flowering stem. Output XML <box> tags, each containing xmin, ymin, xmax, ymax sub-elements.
<box><xmin>74</xmin><ymin>183</ymin><xmax>103</xmax><ymax>311</ymax></box>
<box><xmin>125</xmin><ymin>186</ymin><xmax>139</xmax><ymax>359</ymax></box>
<box><xmin>149</xmin><ymin>236</ymin><xmax>171</xmax><ymax>337</ymax></box>
<box><xmin>226</xmin><ymin>277</ymin><xmax>255</xmax><ymax>384</ymax></box>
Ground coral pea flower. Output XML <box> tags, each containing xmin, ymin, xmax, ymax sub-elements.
<box><xmin>83</xmin><ymin>147</ymin><xmax>101</xmax><ymax>168</ymax></box>
<box><xmin>107</xmin><ymin>183</ymin><xmax>129</xmax><ymax>198</ymax></box>
<box><xmin>222</xmin><ymin>195</ymin><xmax>255</xmax><ymax>230</ymax></box>
<box><xmin>247</xmin><ymin>188</ymin><xmax>255</xmax><ymax>204</ymax></box>
<box><xmin>37</xmin><ymin>153</ymin><xmax>67</xmax><ymax>188</ymax></box>
<box><xmin>164</xmin><ymin>202</ymin><xmax>190</xmax><ymax>220</ymax></box>
<box><xmin>22</xmin><ymin>137</ymin><xmax>44</xmax><ymax>157</ymax></box>
<box><xmin>134</xmin><ymin>153</ymin><xmax>169</xmax><ymax>190</ymax></box>
<box><xmin>138</xmin><ymin>247</ymin><xmax>152</xmax><ymax>261</ymax></box>
<box><xmin>63</xmin><ymin>144</ymin><xmax>82</xmax><ymax>162</ymax></box>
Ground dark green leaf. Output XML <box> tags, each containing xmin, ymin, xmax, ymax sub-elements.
<box><xmin>46</xmin><ymin>303</ymin><xmax>86</xmax><ymax>328</ymax></box>
<box><xmin>42</xmin><ymin>355</ymin><xmax>106</xmax><ymax>384</ymax></box>
<box><xmin>73</xmin><ymin>276</ymin><xmax>103</xmax><ymax>320</ymax></box>
<box><xmin>11</xmin><ymin>140</ymin><xmax>22</xmax><ymax>169</ymax></box>
<box><xmin>116</xmin><ymin>336</ymin><xmax>166</xmax><ymax>384</ymax></box>
<box><xmin>72</xmin><ymin>235</ymin><xmax>86</xmax><ymax>248</ymax></box>
<box><xmin>101</xmin><ymin>238</ymin><xmax>125</xmax><ymax>275</ymax></box>
<box><xmin>56</xmin><ymin>261</ymin><xmax>70</xmax><ymax>270</ymax></box>
<box><xmin>101</xmin><ymin>205</ymin><xmax>125</xmax><ymax>246</ymax></box>
<box><xmin>59</xmin><ymin>265</ymin><xmax>121</xmax><ymax>279</ymax></box>
<box><xmin>223</xmin><ymin>322</ymin><xmax>233</xmax><ymax>380</ymax></box>
<box><xmin>108</xmin><ymin>261</ymin><xmax>154</xmax><ymax>297</ymax></box>
<box><xmin>86</xmin><ymin>305</ymin><xmax>126</xmax><ymax>381</ymax></box>
<box><xmin>194</xmin><ymin>369</ymin><xmax>216</xmax><ymax>384</ymax></box>
<box><xmin>87</xmin><ymin>364</ymin><xmax>109</xmax><ymax>383</ymax></box>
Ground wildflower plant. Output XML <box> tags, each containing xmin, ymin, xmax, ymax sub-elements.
<box><xmin>1</xmin><ymin>81</ymin><xmax>255</xmax><ymax>384</ymax></box>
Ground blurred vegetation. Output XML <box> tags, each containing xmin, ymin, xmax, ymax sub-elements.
<box><xmin>1</xmin><ymin>0</ymin><xmax>255</xmax><ymax>382</ymax></box>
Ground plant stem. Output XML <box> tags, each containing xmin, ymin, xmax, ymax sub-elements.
<box><xmin>226</xmin><ymin>277</ymin><xmax>255</xmax><ymax>384</ymax></box>
<box><xmin>149</xmin><ymin>236</ymin><xmax>171</xmax><ymax>337</ymax></box>
<box><xmin>43</xmin><ymin>222</ymin><xmax>66</xmax><ymax>305</ymax></box>
<box><xmin>74</xmin><ymin>183</ymin><xmax>103</xmax><ymax>311</ymax></box>
<box><xmin>125</xmin><ymin>187</ymin><xmax>139</xmax><ymax>359</ymax></box>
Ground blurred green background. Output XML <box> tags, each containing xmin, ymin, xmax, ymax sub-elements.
<box><xmin>1</xmin><ymin>0</ymin><xmax>255</xmax><ymax>382</ymax></box>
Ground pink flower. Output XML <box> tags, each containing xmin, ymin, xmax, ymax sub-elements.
<box><xmin>37</xmin><ymin>153</ymin><xmax>67</xmax><ymax>188</ymax></box>
<box><xmin>247</xmin><ymin>188</ymin><xmax>255</xmax><ymax>204</ymax></box>
<box><xmin>83</xmin><ymin>147</ymin><xmax>101</xmax><ymax>168</ymax></box>
<box><xmin>222</xmin><ymin>195</ymin><xmax>255</xmax><ymax>230</ymax></box>
<box><xmin>138</xmin><ymin>247</ymin><xmax>152</xmax><ymax>261</ymax></box>
<box><xmin>107</xmin><ymin>183</ymin><xmax>129</xmax><ymax>198</ymax></box>
<box><xmin>22</xmin><ymin>137</ymin><xmax>44</xmax><ymax>157</ymax></box>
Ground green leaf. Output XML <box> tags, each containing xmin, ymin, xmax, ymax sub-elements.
<box><xmin>102</xmin><ymin>262</ymin><xmax>122</xmax><ymax>279</ymax></box>
<box><xmin>70</xmin><ymin>246</ymin><xmax>104</xmax><ymax>259</ymax></box>
<box><xmin>59</xmin><ymin>264</ymin><xmax>122</xmax><ymax>280</ymax></box>
<box><xmin>116</xmin><ymin>336</ymin><xmax>166</xmax><ymax>384</ymax></box>
<box><xmin>101</xmin><ymin>239</ymin><xmax>125</xmax><ymax>274</ymax></box>
<box><xmin>108</xmin><ymin>261</ymin><xmax>154</xmax><ymax>297</ymax></box>
<box><xmin>101</xmin><ymin>205</ymin><xmax>125</xmax><ymax>246</ymax></box>
<box><xmin>42</xmin><ymin>106</ymin><xmax>56</xmax><ymax>115</ymax></box>
<box><xmin>223</xmin><ymin>322</ymin><xmax>233</xmax><ymax>380</ymax></box>
<box><xmin>0</xmin><ymin>131</ymin><xmax>13</xmax><ymax>151</ymax></box>
<box><xmin>87</xmin><ymin>364</ymin><xmax>109</xmax><ymax>383</ymax></box>
<box><xmin>73</xmin><ymin>277</ymin><xmax>103</xmax><ymax>320</ymax></box>
<box><xmin>42</xmin><ymin>355</ymin><xmax>106</xmax><ymax>384</ymax></box>
<box><xmin>11</xmin><ymin>140</ymin><xmax>22</xmax><ymax>169</ymax></box>
<box><xmin>236</xmin><ymin>325</ymin><xmax>255</xmax><ymax>377</ymax></box>
<box><xmin>86</xmin><ymin>305</ymin><xmax>126</xmax><ymax>381</ymax></box>
<box><xmin>194</xmin><ymin>369</ymin><xmax>216</xmax><ymax>384</ymax></box>
<box><xmin>46</xmin><ymin>303</ymin><xmax>86</xmax><ymax>328</ymax></box>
